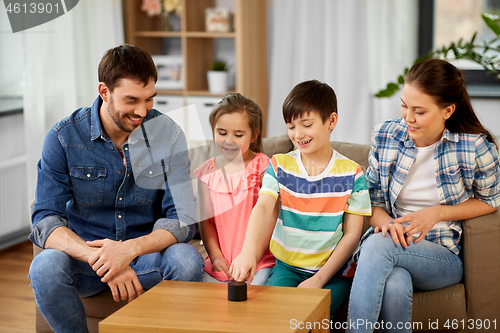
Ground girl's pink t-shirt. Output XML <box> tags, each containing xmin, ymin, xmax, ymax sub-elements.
<box><xmin>194</xmin><ymin>152</ymin><xmax>276</xmax><ymax>281</ymax></box>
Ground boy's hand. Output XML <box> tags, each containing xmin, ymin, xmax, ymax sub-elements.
<box><xmin>297</xmin><ymin>275</ymin><xmax>325</xmax><ymax>289</ymax></box>
<box><xmin>211</xmin><ymin>256</ymin><xmax>231</xmax><ymax>277</ymax></box>
<box><xmin>229</xmin><ymin>252</ymin><xmax>256</xmax><ymax>284</ymax></box>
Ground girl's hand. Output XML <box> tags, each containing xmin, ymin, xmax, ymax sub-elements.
<box><xmin>394</xmin><ymin>206</ymin><xmax>442</xmax><ymax>244</ymax></box>
<box><xmin>229</xmin><ymin>252</ymin><xmax>256</xmax><ymax>285</ymax></box>
<box><xmin>374</xmin><ymin>222</ymin><xmax>409</xmax><ymax>249</ymax></box>
<box><xmin>211</xmin><ymin>256</ymin><xmax>230</xmax><ymax>277</ymax></box>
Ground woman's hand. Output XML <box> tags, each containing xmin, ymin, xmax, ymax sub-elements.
<box><xmin>374</xmin><ymin>222</ymin><xmax>410</xmax><ymax>249</ymax></box>
<box><xmin>394</xmin><ymin>206</ymin><xmax>442</xmax><ymax>244</ymax></box>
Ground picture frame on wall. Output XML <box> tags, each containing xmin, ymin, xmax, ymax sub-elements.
<box><xmin>152</xmin><ymin>55</ymin><xmax>184</xmax><ymax>89</ymax></box>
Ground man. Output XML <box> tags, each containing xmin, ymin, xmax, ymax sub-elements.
<box><xmin>29</xmin><ymin>44</ymin><xmax>203</xmax><ymax>332</ymax></box>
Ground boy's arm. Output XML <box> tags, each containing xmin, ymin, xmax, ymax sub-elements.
<box><xmin>255</xmin><ymin>199</ymin><xmax>279</xmax><ymax>263</ymax></box>
<box><xmin>298</xmin><ymin>212</ymin><xmax>363</xmax><ymax>289</ymax></box>
<box><xmin>230</xmin><ymin>193</ymin><xmax>277</xmax><ymax>284</ymax></box>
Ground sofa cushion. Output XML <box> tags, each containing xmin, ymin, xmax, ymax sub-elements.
<box><xmin>262</xmin><ymin>135</ymin><xmax>294</xmax><ymax>158</ymax></box>
<box><xmin>330</xmin><ymin>141</ymin><xmax>370</xmax><ymax>172</ymax></box>
<box><xmin>188</xmin><ymin>136</ymin><xmax>369</xmax><ymax>171</ymax></box>
<box><xmin>412</xmin><ymin>283</ymin><xmax>466</xmax><ymax>332</ymax></box>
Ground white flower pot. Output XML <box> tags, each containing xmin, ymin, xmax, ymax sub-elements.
<box><xmin>207</xmin><ymin>71</ymin><xmax>228</xmax><ymax>94</ymax></box>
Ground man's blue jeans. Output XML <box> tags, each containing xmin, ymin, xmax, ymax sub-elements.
<box><xmin>29</xmin><ymin>243</ymin><xmax>204</xmax><ymax>333</ymax></box>
<box><xmin>347</xmin><ymin>233</ymin><xmax>463</xmax><ymax>333</ymax></box>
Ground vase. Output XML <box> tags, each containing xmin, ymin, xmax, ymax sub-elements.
<box><xmin>207</xmin><ymin>71</ymin><xmax>228</xmax><ymax>94</ymax></box>
<box><xmin>160</xmin><ymin>11</ymin><xmax>181</xmax><ymax>31</ymax></box>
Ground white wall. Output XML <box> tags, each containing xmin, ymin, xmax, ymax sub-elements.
<box><xmin>471</xmin><ymin>98</ymin><xmax>500</xmax><ymax>141</ymax></box>
<box><xmin>0</xmin><ymin>6</ymin><xmax>23</xmax><ymax>97</ymax></box>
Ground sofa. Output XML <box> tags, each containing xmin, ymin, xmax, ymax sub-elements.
<box><xmin>34</xmin><ymin>135</ymin><xmax>499</xmax><ymax>332</ymax></box>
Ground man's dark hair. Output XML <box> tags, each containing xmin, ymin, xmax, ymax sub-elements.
<box><xmin>98</xmin><ymin>44</ymin><xmax>158</xmax><ymax>92</ymax></box>
<box><xmin>282</xmin><ymin>80</ymin><xmax>337</xmax><ymax>124</ymax></box>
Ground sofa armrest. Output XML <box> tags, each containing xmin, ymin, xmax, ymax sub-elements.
<box><xmin>461</xmin><ymin>210</ymin><xmax>500</xmax><ymax>322</ymax></box>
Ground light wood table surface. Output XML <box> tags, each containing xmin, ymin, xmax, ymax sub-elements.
<box><xmin>99</xmin><ymin>280</ymin><xmax>331</xmax><ymax>333</ymax></box>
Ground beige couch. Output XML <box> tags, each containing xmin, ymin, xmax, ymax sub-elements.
<box><xmin>35</xmin><ymin>136</ymin><xmax>499</xmax><ymax>332</ymax></box>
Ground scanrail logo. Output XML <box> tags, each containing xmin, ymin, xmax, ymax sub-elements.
<box><xmin>4</xmin><ymin>0</ymin><xmax>79</xmax><ymax>33</ymax></box>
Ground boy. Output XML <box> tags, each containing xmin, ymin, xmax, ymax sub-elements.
<box><xmin>230</xmin><ymin>80</ymin><xmax>371</xmax><ymax>314</ymax></box>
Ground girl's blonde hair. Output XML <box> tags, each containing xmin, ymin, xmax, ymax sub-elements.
<box><xmin>209</xmin><ymin>93</ymin><xmax>263</xmax><ymax>153</ymax></box>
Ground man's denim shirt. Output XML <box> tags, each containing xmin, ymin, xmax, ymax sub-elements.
<box><xmin>30</xmin><ymin>96</ymin><xmax>198</xmax><ymax>248</ymax></box>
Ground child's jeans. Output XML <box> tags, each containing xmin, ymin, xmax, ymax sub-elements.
<box><xmin>267</xmin><ymin>259</ymin><xmax>352</xmax><ymax>315</ymax></box>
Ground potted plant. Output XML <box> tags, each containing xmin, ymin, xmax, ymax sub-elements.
<box><xmin>207</xmin><ymin>60</ymin><xmax>228</xmax><ymax>94</ymax></box>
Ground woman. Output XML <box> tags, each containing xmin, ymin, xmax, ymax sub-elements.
<box><xmin>347</xmin><ymin>58</ymin><xmax>499</xmax><ymax>333</ymax></box>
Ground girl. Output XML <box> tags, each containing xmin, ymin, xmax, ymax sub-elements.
<box><xmin>195</xmin><ymin>93</ymin><xmax>277</xmax><ymax>285</ymax></box>
<box><xmin>347</xmin><ymin>58</ymin><xmax>500</xmax><ymax>332</ymax></box>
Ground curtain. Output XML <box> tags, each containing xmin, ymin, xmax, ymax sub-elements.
<box><xmin>266</xmin><ymin>0</ymin><xmax>418</xmax><ymax>145</ymax></box>
<box><xmin>23</xmin><ymin>0</ymin><xmax>124</xmax><ymax>201</ymax></box>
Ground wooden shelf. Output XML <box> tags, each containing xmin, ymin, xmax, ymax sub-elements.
<box><xmin>185</xmin><ymin>32</ymin><xmax>235</xmax><ymax>38</ymax></box>
<box><xmin>185</xmin><ymin>90</ymin><xmax>236</xmax><ymax>97</ymax></box>
<box><xmin>155</xmin><ymin>89</ymin><xmax>232</xmax><ymax>97</ymax></box>
<box><xmin>134</xmin><ymin>31</ymin><xmax>235</xmax><ymax>38</ymax></box>
<box><xmin>134</xmin><ymin>31</ymin><xmax>182</xmax><ymax>37</ymax></box>
<box><xmin>122</xmin><ymin>0</ymin><xmax>269</xmax><ymax>135</ymax></box>
<box><xmin>155</xmin><ymin>89</ymin><xmax>184</xmax><ymax>96</ymax></box>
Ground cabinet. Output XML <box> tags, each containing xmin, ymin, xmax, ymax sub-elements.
<box><xmin>122</xmin><ymin>0</ymin><xmax>269</xmax><ymax>136</ymax></box>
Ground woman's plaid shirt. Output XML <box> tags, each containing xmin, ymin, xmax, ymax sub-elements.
<box><xmin>365</xmin><ymin>118</ymin><xmax>500</xmax><ymax>254</ymax></box>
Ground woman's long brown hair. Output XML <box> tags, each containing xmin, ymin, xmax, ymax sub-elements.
<box><xmin>405</xmin><ymin>58</ymin><xmax>496</xmax><ymax>147</ymax></box>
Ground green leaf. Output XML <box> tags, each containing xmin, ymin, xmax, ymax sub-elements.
<box><xmin>375</xmin><ymin>82</ymin><xmax>400</xmax><ymax>98</ymax></box>
<box><xmin>398</xmin><ymin>75</ymin><xmax>405</xmax><ymax>84</ymax></box>
<box><xmin>482</xmin><ymin>14</ymin><xmax>500</xmax><ymax>36</ymax></box>
<box><xmin>210</xmin><ymin>60</ymin><xmax>227</xmax><ymax>71</ymax></box>
<box><xmin>471</xmin><ymin>32</ymin><xmax>477</xmax><ymax>44</ymax></box>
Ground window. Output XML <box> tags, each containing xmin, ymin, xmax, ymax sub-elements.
<box><xmin>419</xmin><ymin>0</ymin><xmax>500</xmax><ymax>97</ymax></box>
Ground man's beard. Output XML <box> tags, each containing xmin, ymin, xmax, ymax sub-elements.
<box><xmin>107</xmin><ymin>96</ymin><xmax>134</xmax><ymax>133</ymax></box>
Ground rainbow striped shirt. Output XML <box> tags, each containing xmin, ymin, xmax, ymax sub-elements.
<box><xmin>260</xmin><ymin>149</ymin><xmax>371</xmax><ymax>276</ymax></box>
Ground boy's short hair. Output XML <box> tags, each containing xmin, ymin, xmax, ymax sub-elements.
<box><xmin>282</xmin><ymin>80</ymin><xmax>337</xmax><ymax>124</ymax></box>
<box><xmin>98</xmin><ymin>44</ymin><xmax>158</xmax><ymax>92</ymax></box>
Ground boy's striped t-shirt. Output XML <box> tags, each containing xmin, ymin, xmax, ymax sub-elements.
<box><xmin>260</xmin><ymin>149</ymin><xmax>371</xmax><ymax>276</ymax></box>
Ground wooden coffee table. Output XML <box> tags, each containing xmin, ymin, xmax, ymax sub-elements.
<box><xmin>99</xmin><ymin>280</ymin><xmax>331</xmax><ymax>332</ymax></box>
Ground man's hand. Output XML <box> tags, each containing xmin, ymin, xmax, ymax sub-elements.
<box><xmin>87</xmin><ymin>239</ymin><xmax>136</xmax><ymax>283</ymax></box>
<box><xmin>106</xmin><ymin>266</ymin><xmax>143</xmax><ymax>303</ymax></box>
<box><xmin>229</xmin><ymin>251</ymin><xmax>257</xmax><ymax>285</ymax></box>
<box><xmin>211</xmin><ymin>256</ymin><xmax>231</xmax><ymax>277</ymax></box>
